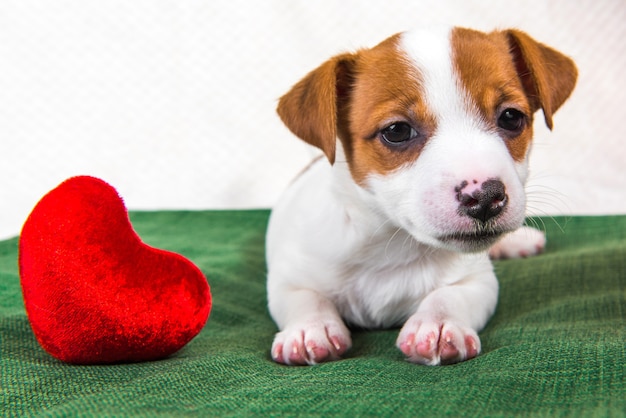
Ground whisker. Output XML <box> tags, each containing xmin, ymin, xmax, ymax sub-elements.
<box><xmin>384</xmin><ymin>226</ymin><xmax>404</xmax><ymax>261</ymax></box>
<box><xmin>370</xmin><ymin>218</ymin><xmax>393</xmax><ymax>243</ymax></box>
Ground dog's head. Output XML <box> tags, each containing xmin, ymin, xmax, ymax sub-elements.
<box><xmin>277</xmin><ymin>26</ymin><xmax>577</xmax><ymax>252</ymax></box>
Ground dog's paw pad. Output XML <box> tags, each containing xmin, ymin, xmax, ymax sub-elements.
<box><xmin>489</xmin><ymin>226</ymin><xmax>546</xmax><ymax>259</ymax></box>
<box><xmin>396</xmin><ymin>317</ymin><xmax>481</xmax><ymax>365</ymax></box>
<box><xmin>271</xmin><ymin>321</ymin><xmax>351</xmax><ymax>366</ymax></box>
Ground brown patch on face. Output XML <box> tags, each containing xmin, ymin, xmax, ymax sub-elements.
<box><xmin>341</xmin><ymin>35</ymin><xmax>437</xmax><ymax>185</ymax></box>
<box><xmin>451</xmin><ymin>28</ymin><xmax>534</xmax><ymax>162</ymax></box>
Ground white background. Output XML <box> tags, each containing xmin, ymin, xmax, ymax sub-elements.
<box><xmin>1</xmin><ymin>0</ymin><xmax>625</xmax><ymax>239</ymax></box>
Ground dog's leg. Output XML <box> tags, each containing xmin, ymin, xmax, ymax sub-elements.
<box><xmin>489</xmin><ymin>226</ymin><xmax>546</xmax><ymax>259</ymax></box>
<box><xmin>269</xmin><ymin>288</ymin><xmax>351</xmax><ymax>365</ymax></box>
<box><xmin>396</xmin><ymin>271</ymin><xmax>498</xmax><ymax>365</ymax></box>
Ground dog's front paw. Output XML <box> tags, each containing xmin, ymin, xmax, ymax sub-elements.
<box><xmin>271</xmin><ymin>319</ymin><xmax>351</xmax><ymax>366</ymax></box>
<box><xmin>489</xmin><ymin>226</ymin><xmax>546</xmax><ymax>259</ymax></box>
<box><xmin>396</xmin><ymin>315</ymin><xmax>480</xmax><ymax>365</ymax></box>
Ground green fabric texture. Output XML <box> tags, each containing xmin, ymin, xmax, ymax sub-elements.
<box><xmin>1</xmin><ymin>210</ymin><xmax>624</xmax><ymax>416</ymax></box>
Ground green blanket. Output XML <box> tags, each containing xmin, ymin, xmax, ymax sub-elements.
<box><xmin>1</xmin><ymin>211</ymin><xmax>624</xmax><ymax>416</ymax></box>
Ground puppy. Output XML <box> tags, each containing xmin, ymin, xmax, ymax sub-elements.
<box><xmin>266</xmin><ymin>26</ymin><xmax>577</xmax><ymax>366</ymax></box>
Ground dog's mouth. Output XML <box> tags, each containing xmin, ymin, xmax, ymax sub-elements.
<box><xmin>439</xmin><ymin>229</ymin><xmax>504</xmax><ymax>252</ymax></box>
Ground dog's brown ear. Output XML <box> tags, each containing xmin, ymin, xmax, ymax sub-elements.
<box><xmin>505</xmin><ymin>30</ymin><xmax>578</xmax><ymax>130</ymax></box>
<box><xmin>277</xmin><ymin>53</ymin><xmax>357</xmax><ymax>164</ymax></box>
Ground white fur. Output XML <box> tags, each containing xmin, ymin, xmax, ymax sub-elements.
<box><xmin>266</xmin><ymin>27</ymin><xmax>545</xmax><ymax>366</ymax></box>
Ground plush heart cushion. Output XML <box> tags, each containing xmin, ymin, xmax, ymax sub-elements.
<box><xmin>19</xmin><ymin>176</ymin><xmax>211</xmax><ymax>364</ymax></box>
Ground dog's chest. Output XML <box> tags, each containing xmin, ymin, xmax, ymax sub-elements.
<box><xmin>330</xmin><ymin>239</ymin><xmax>463</xmax><ymax>329</ymax></box>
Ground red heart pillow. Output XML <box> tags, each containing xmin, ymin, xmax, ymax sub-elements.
<box><xmin>19</xmin><ymin>176</ymin><xmax>211</xmax><ymax>364</ymax></box>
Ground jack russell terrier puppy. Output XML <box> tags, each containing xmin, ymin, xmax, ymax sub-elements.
<box><xmin>266</xmin><ymin>26</ymin><xmax>577</xmax><ymax>366</ymax></box>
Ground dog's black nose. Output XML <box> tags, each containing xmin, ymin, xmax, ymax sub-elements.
<box><xmin>457</xmin><ymin>179</ymin><xmax>508</xmax><ymax>223</ymax></box>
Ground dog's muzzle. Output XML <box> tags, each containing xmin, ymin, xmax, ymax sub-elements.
<box><xmin>431</xmin><ymin>178</ymin><xmax>511</xmax><ymax>252</ymax></box>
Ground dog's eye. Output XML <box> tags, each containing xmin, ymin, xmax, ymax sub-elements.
<box><xmin>497</xmin><ymin>108</ymin><xmax>526</xmax><ymax>132</ymax></box>
<box><xmin>380</xmin><ymin>123</ymin><xmax>418</xmax><ymax>145</ymax></box>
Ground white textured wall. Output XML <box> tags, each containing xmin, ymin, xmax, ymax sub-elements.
<box><xmin>1</xmin><ymin>0</ymin><xmax>625</xmax><ymax>239</ymax></box>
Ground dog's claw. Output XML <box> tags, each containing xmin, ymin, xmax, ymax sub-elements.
<box><xmin>465</xmin><ymin>335</ymin><xmax>479</xmax><ymax>358</ymax></box>
<box><xmin>272</xmin><ymin>343</ymin><xmax>285</xmax><ymax>364</ymax></box>
<box><xmin>399</xmin><ymin>333</ymin><xmax>415</xmax><ymax>356</ymax></box>
<box><xmin>330</xmin><ymin>336</ymin><xmax>344</xmax><ymax>352</ymax></box>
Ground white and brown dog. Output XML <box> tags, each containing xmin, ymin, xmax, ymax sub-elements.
<box><xmin>266</xmin><ymin>26</ymin><xmax>577</xmax><ymax>366</ymax></box>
